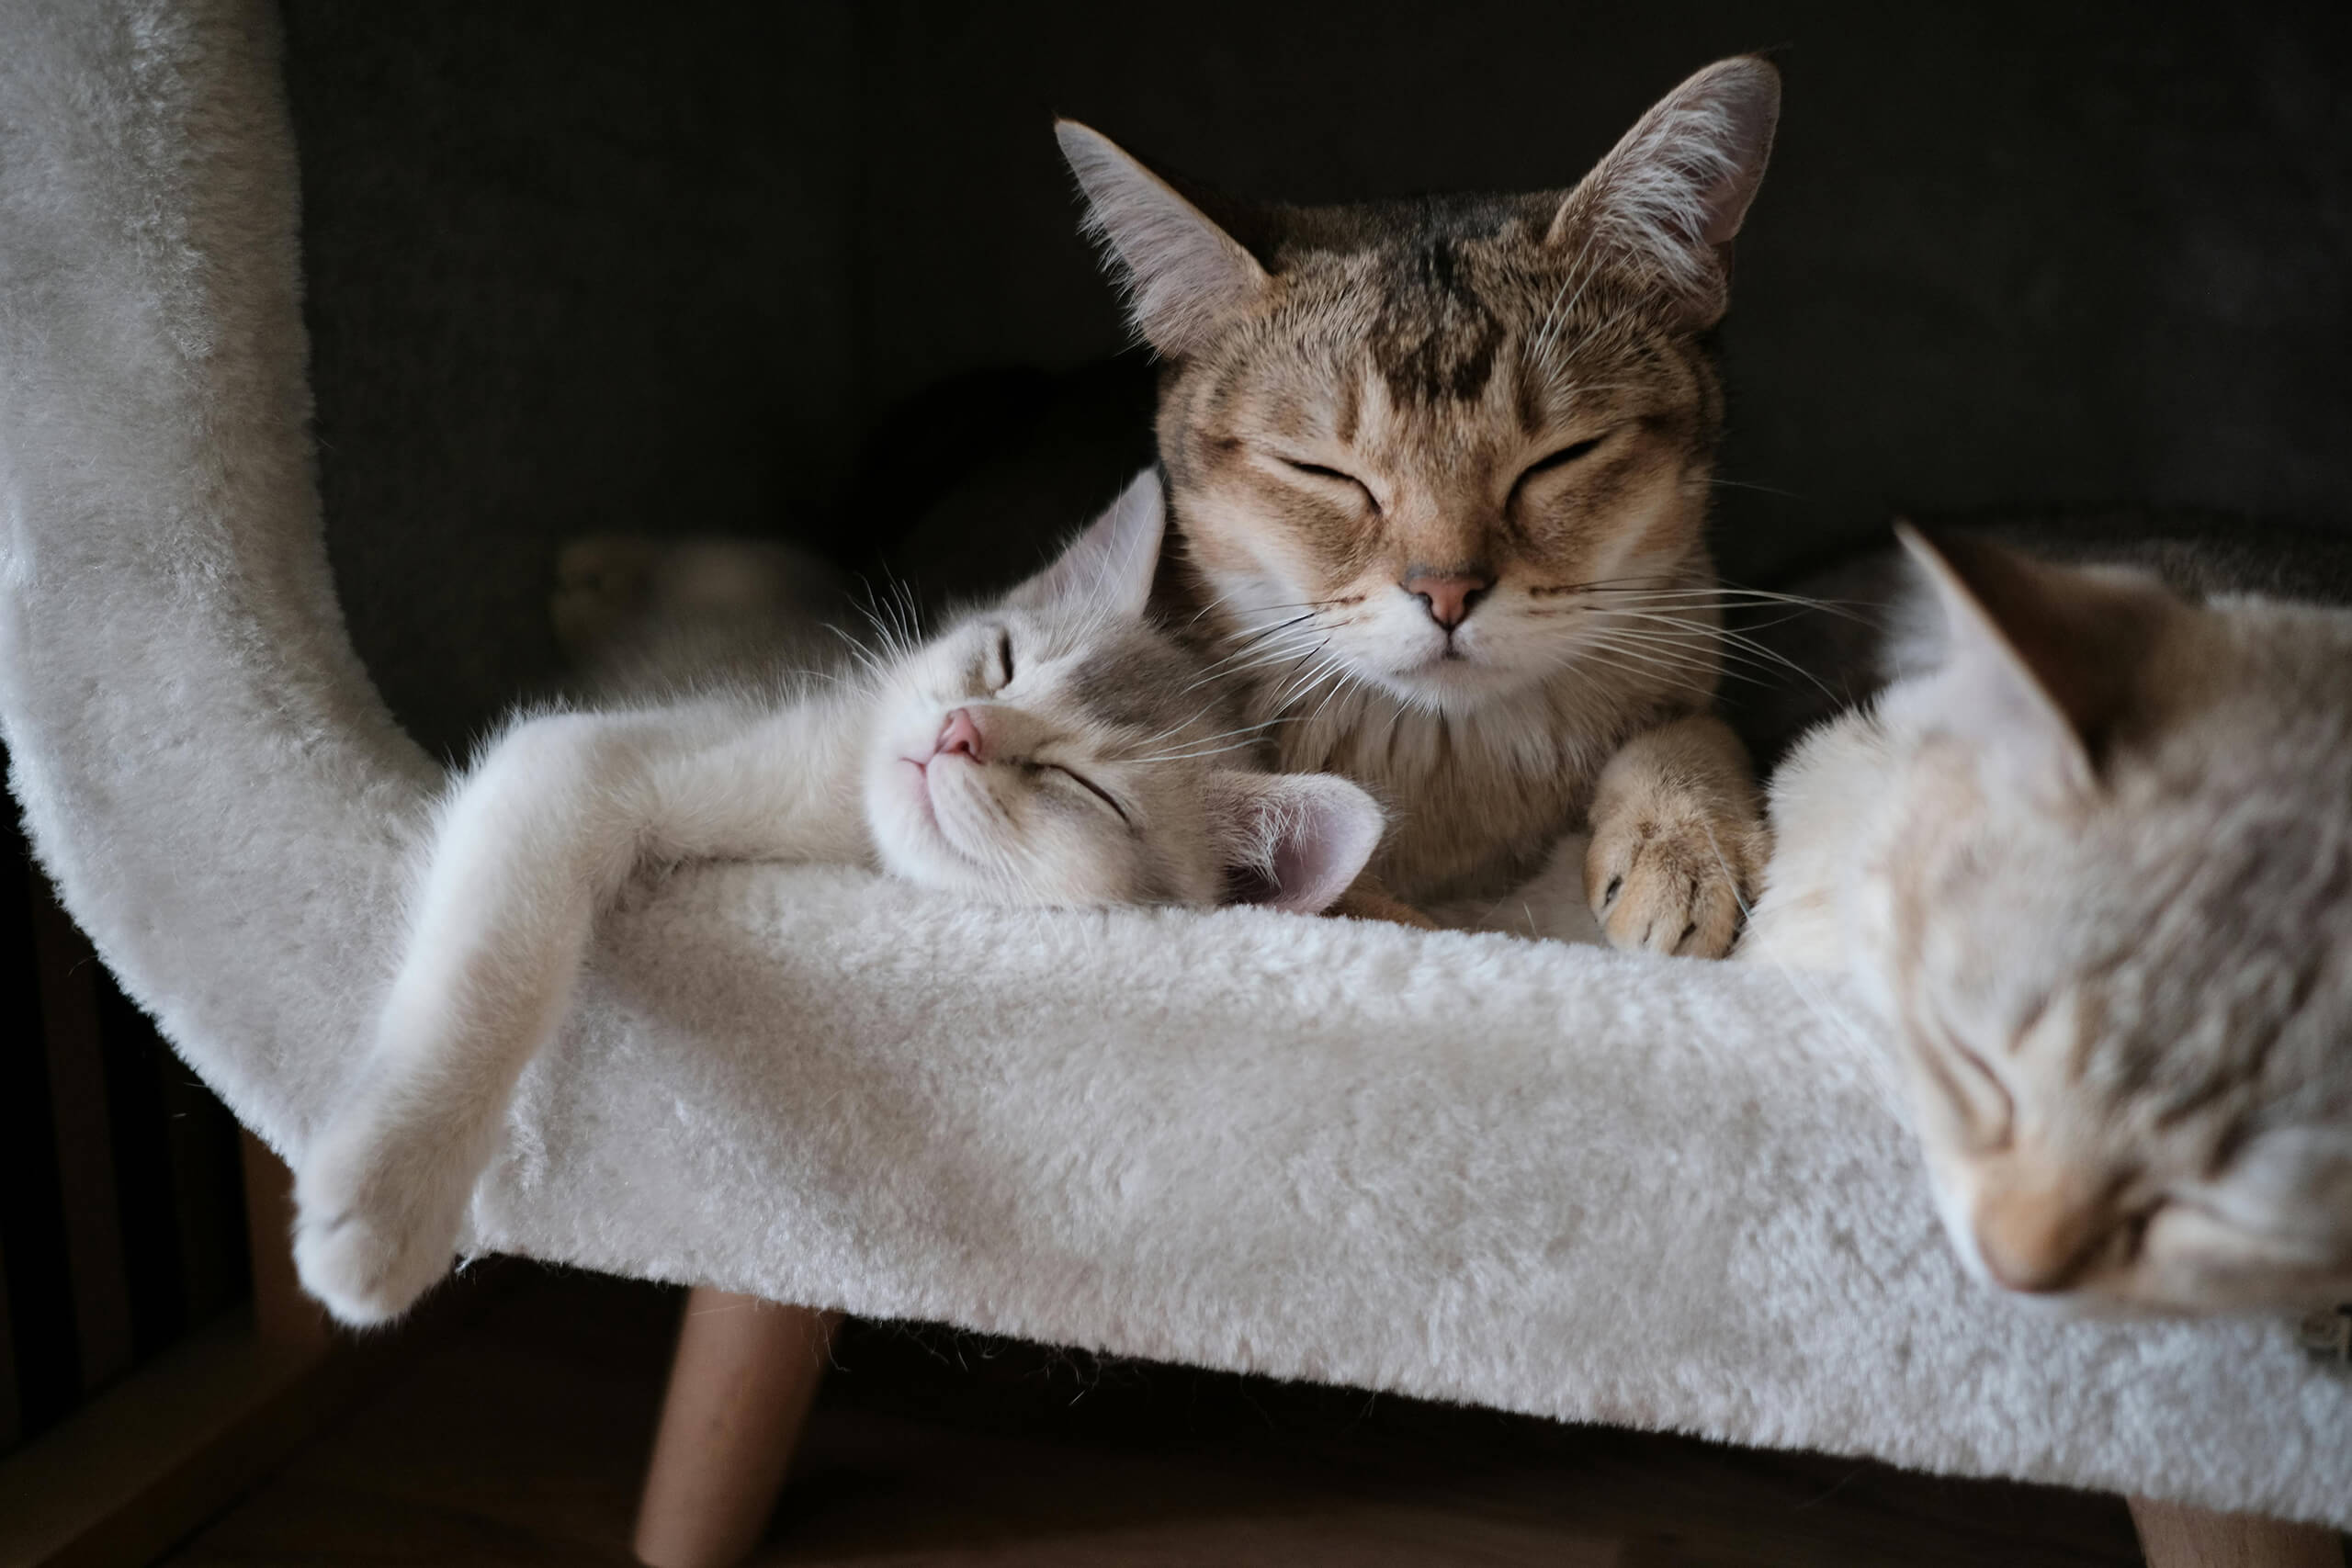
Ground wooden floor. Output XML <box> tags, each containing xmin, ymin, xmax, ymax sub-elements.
<box><xmin>159</xmin><ymin>1267</ymin><xmax>2150</xmax><ymax>1567</ymax></box>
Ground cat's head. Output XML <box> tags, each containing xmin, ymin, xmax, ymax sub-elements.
<box><xmin>863</xmin><ymin>470</ymin><xmax>1385</xmax><ymax>911</ymax></box>
<box><xmin>1863</xmin><ymin>528</ymin><xmax>2352</xmax><ymax>1314</ymax></box>
<box><xmin>1057</xmin><ymin>58</ymin><xmax>1779</xmax><ymax>712</ymax></box>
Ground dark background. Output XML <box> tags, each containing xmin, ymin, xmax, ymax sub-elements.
<box><xmin>0</xmin><ymin>766</ymin><xmax>251</xmax><ymax>1455</ymax></box>
<box><xmin>278</xmin><ymin>1</ymin><xmax>2352</xmax><ymax>756</ymax></box>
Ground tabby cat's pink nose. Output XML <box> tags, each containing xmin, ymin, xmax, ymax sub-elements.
<box><xmin>1402</xmin><ymin>572</ymin><xmax>1494</xmax><ymax>631</ymax></box>
<box><xmin>936</xmin><ymin>708</ymin><xmax>985</xmax><ymax>761</ymax></box>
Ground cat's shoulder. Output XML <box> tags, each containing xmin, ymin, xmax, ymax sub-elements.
<box><xmin>1740</xmin><ymin>698</ymin><xmax>1910</xmax><ymax>970</ymax></box>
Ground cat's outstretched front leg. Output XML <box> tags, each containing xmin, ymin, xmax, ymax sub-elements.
<box><xmin>1584</xmin><ymin>714</ymin><xmax>1767</xmax><ymax>958</ymax></box>
<box><xmin>293</xmin><ymin>713</ymin><xmax>665</xmax><ymax>1325</ymax></box>
<box><xmin>294</xmin><ymin>703</ymin><xmax>857</xmax><ymax>1325</ymax></box>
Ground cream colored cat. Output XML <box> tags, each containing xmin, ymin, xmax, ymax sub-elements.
<box><xmin>1057</xmin><ymin>57</ymin><xmax>1782</xmax><ymax>954</ymax></box>
<box><xmin>1747</xmin><ymin>526</ymin><xmax>2352</xmax><ymax>1314</ymax></box>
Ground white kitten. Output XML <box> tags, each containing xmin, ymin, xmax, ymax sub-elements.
<box><xmin>293</xmin><ymin>472</ymin><xmax>1384</xmax><ymax>1325</ymax></box>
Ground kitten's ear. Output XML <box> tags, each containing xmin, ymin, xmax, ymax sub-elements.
<box><xmin>1011</xmin><ymin>468</ymin><xmax>1167</xmax><ymax>619</ymax></box>
<box><xmin>1207</xmin><ymin>771</ymin><xmax>1385</xmax><ymax>915</ymax></box>
<box><xmin>1547</xmin><ymin>55</ymin><xmax>1781</xmax><ymax>326</ymax></box>
<box><xmin>1897</xmin><ymin>523</ymin><xmax>2177</xmax><ymax>797</ymax></box>
<box><xmin>1056</xmin><ymin>120</ymin><xmax>1272</xmax><ymax>357</ymax></box>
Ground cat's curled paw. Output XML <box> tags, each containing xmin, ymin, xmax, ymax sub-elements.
<box><xmin>1584</xmin><ymin>806</ymin><xmax>1758</xmax><ymax>957</ymax></box>
<box><xmin>291</xmin><ymin>1097</ymin><xmax>485</xmax><ymax>1327</ymax></box>
<box><xmin>1582</xmin><ymin>716</ymin><xmax>1768</xmax><ymax>959</ymax></box>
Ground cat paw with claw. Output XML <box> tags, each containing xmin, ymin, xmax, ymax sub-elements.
<box><xmin>1584</xmin><ymin>806</ymin><xmax>1759</xmax><ymax>958</ymax></box>
<box><xmin>291</xmin><ymin>1100</ymin><xmax>486</xmax><ymax>1327</ymax></box>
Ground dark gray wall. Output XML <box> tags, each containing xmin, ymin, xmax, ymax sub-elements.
<box><xmin>283</xmin><ymin>4</ymin><xmax>860</xmax><ymax>752</ymax></box>
<box><xmin>282</xmin><ymin>1</ymin><xmax>2352</xmax><ymax>752</ymax></box>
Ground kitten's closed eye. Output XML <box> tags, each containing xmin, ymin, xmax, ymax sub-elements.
<box><xmin>1037</xmin><ymin>761</ymin><xmax>1130</xmax><ymax>826</ymax></box>
<box><xmin>993</xmin><ymin>629</ymin><xmax>1015</xmax><ymax>691</ymax></box>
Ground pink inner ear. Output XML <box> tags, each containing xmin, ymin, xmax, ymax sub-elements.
<box><xmin>1206</xmin><ymin>772</ymin><xmax>1384</xmax><ymax>915</ymax></box>
<box><xmin>1694</xmin><ymin>73</ymin><xmax>1780</xmax><ymax>244</ymax></box>
<box><xmin>1256</xmin><ymin>777</ymin><xmax>1383</xmax><ymax>914</ymax></box>
<box><xmin>1264</xmin><ymin>814</ymin><xmax>1347</xmax><ymax>913</ymax></box>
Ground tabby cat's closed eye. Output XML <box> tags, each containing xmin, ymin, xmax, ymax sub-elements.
<box><xmin>1278</xmin><ymin>457</ymin><xmax>1380</xmax><ymax>511</ymax></box>
<box><xmin>1518</xmin><ymin>435</ymin><xmax>1606</xmax><ymax>482</ymax></box>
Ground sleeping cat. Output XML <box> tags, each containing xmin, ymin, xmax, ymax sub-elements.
<box><xmin>1744</xmin><ymin>523</ymin><xmax>2352</xmax><ymax>1314</ymax></box>
<box><xmin>291</xmin><ymin>472</ymin><xmax>1385</xmax><ymax>1325</ymax></box>
<box><xmin>1056</xmin><ymin>56</ymin><xmax>1781</xmax><ymax>954</ymax></box>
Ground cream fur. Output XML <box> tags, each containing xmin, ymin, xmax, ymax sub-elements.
<box><xmin>1747</xmin><ymin>536</ymin><xmax>2352</xmax><ymax>1314</ymax></box>
<box><xmin>3</xmin><ymin>0</ymin><xmax>2349</xmax><ymax>1531</ymax></box>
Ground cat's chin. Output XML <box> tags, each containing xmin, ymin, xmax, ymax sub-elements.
<box><xmin>1944</xmin><ymin>1224</ymin><xmax>2311</xmax><ymax>1320</ymax></box>
<box><xmin>865</xmin><ymin>759</ymin><xmax>968</xmax><ymax>884</ymax></box>
<box><xmin>865</xmin><ymin>760</ymin><xmax>1049</xmax><ymax>905</ymax></box>
<box><xmin>1363</xmin><ymin>653</ymin><xmax>1547</xmax><ymax>711</ymax></box>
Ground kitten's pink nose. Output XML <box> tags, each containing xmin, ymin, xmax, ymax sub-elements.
<box><xmin>1402</xmin><ymin>571</ymin><xmax>1493</xmax><ymax>631</ymax></box>
<box><xmin>935</xmin><ymin>707</ymin><xmax>985</xmax><ymax>762</ymax></box>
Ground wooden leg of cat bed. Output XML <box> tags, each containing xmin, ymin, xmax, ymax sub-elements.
<box><xmin>2129</xmin><ymin>1496</ymin><xmax>2345</xmax><ymax>1568</ymax></box>
<box><xmin>633</xmin><ymin>1288</ymin><xmax>841</xmax><ymax>1568</ymax></box>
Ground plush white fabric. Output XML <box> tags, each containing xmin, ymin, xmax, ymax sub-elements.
<box><xmin>2</xmin><ymin>0</ymin><xmax>2346</xmax><ymax>1529</ymax></box>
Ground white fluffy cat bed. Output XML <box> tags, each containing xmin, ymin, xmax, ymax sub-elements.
<box><xmin>3</xmin><ymin>0</ymin><xmax>2346</xmax><ymax>1530</ymax></box>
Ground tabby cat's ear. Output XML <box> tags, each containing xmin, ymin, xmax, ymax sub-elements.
<box><xmin>1897</xmin><ymin>523</ymin><xmax>2178</xmax><ymax>798</ymax></box>
<box><xmin>1056</xmin><ymin>120</ymin><xmax>1272</xmax><ymax>357</ymax></box>
<box><xmin>1011</xmin><ymin>468</ymin><xmax>1166</xmax><ymax>619</ymax></box>
<box><xmin>1207</xmin><ymin>772</ymin><xmax>1385</xmax><ymax>915</ymax></box>
<box><xmin>1548</xmin><ymin>55</ymin><xmax>1781</xmax><ymax>327</ymax></box>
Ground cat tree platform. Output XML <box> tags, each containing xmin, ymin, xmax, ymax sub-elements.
<box><xmin>0</xmin><ymin>3</ymin><xmax>2345</xmax><ymax>1562</ymax></box>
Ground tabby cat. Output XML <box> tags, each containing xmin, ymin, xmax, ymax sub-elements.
<box><xmin>1057</xmin><ymin>56</ymin><xmax>1782</xmax><ymax>954</ymax></box>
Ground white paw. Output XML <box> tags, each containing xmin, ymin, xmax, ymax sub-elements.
<box><xmin>1585</xmin><ymin>808</ymin><xmax>1758</xmax><ymax>959</ymax></box>
<box><xmin>291</xmin><ymin>1100</ymin><xmax>483</xmax><ymax>1327</ymax></box>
